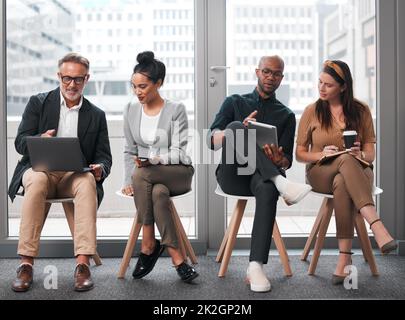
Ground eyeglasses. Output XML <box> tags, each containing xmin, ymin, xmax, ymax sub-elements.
<box><xmin>59</xmin><ymin>74</ymin><xmax>88</xmax><ymax>85</ymax></box>
<box><xmin>258</xmin><ymin>68</ymin><xmax>284</xmax><ymax>79</ymax></box>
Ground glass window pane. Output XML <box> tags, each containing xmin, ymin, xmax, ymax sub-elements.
<box><xmin>7</xmin><ymin>0</ymin><xmax>196</xmax><ymax>239</ymax></box>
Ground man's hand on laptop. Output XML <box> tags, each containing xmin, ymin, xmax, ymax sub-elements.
<box><xmin>90</xmin><ymin>164</ymin><xmax>103</xmax><ymax>181</ymax></box>
<box><xmin>41</xmin><ymin>129</ymin><xmax>56</xmax><ymax>138</ymax></box>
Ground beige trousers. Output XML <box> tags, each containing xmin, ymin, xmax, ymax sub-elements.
<box><xmin>18</xmin><ymin>169</ymin><xmax>97</xmax><ymax>257</ymax></box>
<box><xmin>307</xmin><ymin>154</ymin><xmax>374</xmax><ymax>239</ymax></box>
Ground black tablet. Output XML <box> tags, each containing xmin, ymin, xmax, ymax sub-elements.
<box><xmin>247</xmin><ymin>121</ymin><xmax>278</xmax><ymax>148</ymax></box>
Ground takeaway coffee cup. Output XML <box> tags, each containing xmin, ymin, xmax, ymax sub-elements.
<box><xmin>343</xmin><ymin>130</ymin><xmax>357</xmax><ymax>150</ymax></box>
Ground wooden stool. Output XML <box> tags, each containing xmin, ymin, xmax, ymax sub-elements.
<box><xmin>16</xmin><ymin>193</ymin><xmax>102</xmax><ymax>266</ymax></box>
<box><xmin>117</xmin><ymin>190</ymin><xmax>197</xmax><ymax>279</ymax></box>
<box><xmin>214</xmin><ymin>185</ymin><xmax>293</xmax><ymax>278</ymax></box>
<box><xmin>301</xmin><ymin>187</ymin><xmax>383</xmax><ymax>276</ymax></box>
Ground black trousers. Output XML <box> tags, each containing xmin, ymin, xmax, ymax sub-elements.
<box><xmin>216</xmin><ymin>121</ymin><xmax>283</xmax><ymax>264</ymax></box>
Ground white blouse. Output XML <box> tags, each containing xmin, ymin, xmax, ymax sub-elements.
<box><xmin>140</xmin><ymin>106</ymin><xmax>161</xmax><ymax>145</ymax></box>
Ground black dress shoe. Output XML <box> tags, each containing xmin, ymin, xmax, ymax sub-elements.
<box><xmin>176</xmin><ymin>262</ymin><xmax>199</xmax><ymax>283</ymax></box>
<box><xmin>132</xmin><ymin>239</ymin><xmax>165</xmax><ymax>279</ymax></box>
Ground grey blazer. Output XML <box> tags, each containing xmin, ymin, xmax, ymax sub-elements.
<box><xmin>123</xmin><ymin>99</ymin><xmax>192</xmax><ymax>186</ymax></box>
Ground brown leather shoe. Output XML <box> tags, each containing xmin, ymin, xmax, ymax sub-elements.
<box><xmin>74</xmin><ymin>264</ymin><xmax>94</xmax><ymax>292</ymax></box>
<box><xmin>12</xmin><ymin>264</ymin><xmax>33</xmax><ymax>292</ymax></box>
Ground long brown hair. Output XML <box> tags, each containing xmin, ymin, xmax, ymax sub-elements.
<box><xmin>315</xmin><ymin>60</ymin><xmax>366</xmax><ymax>131</ymax></box>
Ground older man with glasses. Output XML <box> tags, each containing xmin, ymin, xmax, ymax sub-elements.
<box><xmin>209</xmin><ymin>56</ymin><xmax>312</xmax><ymax>292</ymax></box>
<box><xmin>8</xmin><ymin>53</ymin><xmax>112</xmax><ymax>293</ymax></box>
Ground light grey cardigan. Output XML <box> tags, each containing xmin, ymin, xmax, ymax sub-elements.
<box><xmin>123</xmin><ymin>99</ymin><xmax>192</xmax><ymax>186</ymax></box>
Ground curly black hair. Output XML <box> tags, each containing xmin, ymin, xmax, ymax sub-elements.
<box><xmin>133</xmin><ymin>51</ymin><xmax>166</xmax><ymax>85</ymax></box>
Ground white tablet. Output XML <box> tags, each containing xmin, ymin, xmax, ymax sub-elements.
<box><xmin>247</xmin><ymin>121</ymin><xmax>278</xmax><ymax>148</ymax></box>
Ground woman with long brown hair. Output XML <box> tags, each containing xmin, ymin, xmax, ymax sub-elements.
<box><xmin>296</xmin><ymin>60</ymin><xmax>397</xmax><ymax>285</ymax></box>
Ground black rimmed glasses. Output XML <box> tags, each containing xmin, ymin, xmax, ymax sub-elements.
<box><xmin>258</xmin><ymin>68</ymin><xmax>284</xmax><ymax>79</ymax></box>
<box><xmin>59</xmin><ymin>74</ymin><xmax>88</xmax><ymax>85</ymax></box>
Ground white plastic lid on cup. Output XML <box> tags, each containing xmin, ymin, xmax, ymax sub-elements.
<box><xmin>343</xmin><ymin>130</ymin><xmax>357</xmax><ymax>136</ymax></box>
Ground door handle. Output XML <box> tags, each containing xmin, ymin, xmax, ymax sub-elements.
<box><xmin>210</xmin><ymin>66</ymin><xmax>231</xmax><ymax>71</ymax></box>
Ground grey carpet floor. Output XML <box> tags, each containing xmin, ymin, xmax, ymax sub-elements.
<box><xmin>1</xmin><ymin>255</ymin><xmax>404</xmax><ymax>300</ymax></box>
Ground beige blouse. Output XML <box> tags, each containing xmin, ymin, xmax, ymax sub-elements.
<box><xmin>296</xmin><ymin>103</ymin><xmax>376</xmax><ymax>153</ymax></box>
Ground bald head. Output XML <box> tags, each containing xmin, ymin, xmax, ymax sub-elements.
<box><xmin>255</xmin><ymin>55</ymin><xmax>285</xmax><ymax>98</ymax></box>
<box><xmin>258</xmin><ymin>56</ymin><xmax>285</xmax><ymax>71</ymax></box>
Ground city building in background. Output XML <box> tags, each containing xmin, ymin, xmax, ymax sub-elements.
<box><xmin>72</xmin><ymin>0</ymin><xmax>195</xmax><ymax>118</ymax></box>
<box><xmin>7</xmin><ymin>0</ymin><xmax>73</xmax><ymax>116</ymax></box>
<box><xmin>323</xmin><ymin>0</ymin><xmax>376</xmax><ymax>114</ymax></box>
<box><xmin>226</xmin><ymin>0</ymin><xmax>375</xmax><ymax>115</ymax></box>
<box><xmin>6</xmin><ymin>0</ymin><xmax>197</xmax><ymax>237</ymax></box>
<box><xmin>227</xmin><ymin>0</ymin><xmax>323</xmax><ymax>112</ymax></box>
<box><xmin>7</xmin><ymin>0</ymin><xmax>375</xmax><ymax>117</ymax></box>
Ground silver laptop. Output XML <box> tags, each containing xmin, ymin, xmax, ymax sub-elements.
<box><xmin>26</xmin><ymin>137</ymin><xmax>92</xmax><ymax>173</ymax></box>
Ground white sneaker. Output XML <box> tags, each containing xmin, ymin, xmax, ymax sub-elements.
<box><xmin>281</xmin><ymin>181</ymin><xmax>312</xmax><ymax>206</ymax></box>
<box><xmin>246</xmin><ymin>262</ymin><xmax>271</xmax><ymax>292</ymax></box>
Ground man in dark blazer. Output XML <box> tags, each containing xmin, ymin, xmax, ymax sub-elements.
<box><xmin>8</xmin><ymin>53</ymin><xmax>112</xmax><ymax>292</ymax></box>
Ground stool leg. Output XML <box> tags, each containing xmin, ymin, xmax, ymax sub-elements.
<box><xmin>272</xmin><ymin>221</ymin><xmax>292</xmax><ymax>277</ymax></box>
<box><xmin>175</xmin><ymin>224</ymin><xmax>188</xmax><ymax>263</ymax></box>
<box><xmin>216</xmin><ymin>205</ymin><xmax>238</xmax><ymax>263</ymax></box>
<box><xmin>301</xmin><ymin>208</ymin><xmax>323</xmax><ymax>261</ymax></box>
<box><xmin>354</xmin><ymin>214</ymin><xmax>379</xmax><ymax>276</ymax></box>
<box><xmin>170</xmin><ymin>202</ymin><xmax>198</xmax><ymax>265</ymax></box>
<box><xmin>218</xmin><ymin>199</ymin><xmax>247</xmax><ymax>278</ymax></box>
<box><xmin>62</xmin><ymin>202</ymin><xmax>102</xmax><ymax>266</ymax></box>
<box><xmin>92</xmin><ymin>253</ymin><xmax>103</xmax><ymax>266</ymax></box>
<box><xmin>170</xmin><ymin>202</ymin><xmax>186</xmax><ymax>260</ymax></box>
<box><xmin>43</xmin><ymin>202</ymin><xmax>52</xmax><ymax>222</ymax></box>
<box><xmin>62</xmin><ymin>202</ymin><xmax>75</xmax><ymax>235</ymax></box>
<box><xmin>308</xmin><ymin>198</ymin><xmax>334</xmax><ymax>275</ymax></box>
<box><xmin>118</xmin><ymin>213</ymin><xmax>142</xmax><ymax>279</ymax></box>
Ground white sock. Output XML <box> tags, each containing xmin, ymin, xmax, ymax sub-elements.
<box><xmin>271</xmin><ymin>175</ymin><xmax>288</xmax><ymax>195</ymax></box>
<box><xmin>249</xmin><ymin>261</ymin><xmax>263</xmax><ymax>268</ymax></box>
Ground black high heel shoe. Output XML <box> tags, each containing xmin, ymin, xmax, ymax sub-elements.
<box><xmin>332</xmin><ymin>251</ymin><xmax>353</xmax><ymax>285</ymax></box>
<box><xmin>369</xmin><ymin>219</ymin><xmax>398</xmax><ymax>254</ymax></box>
